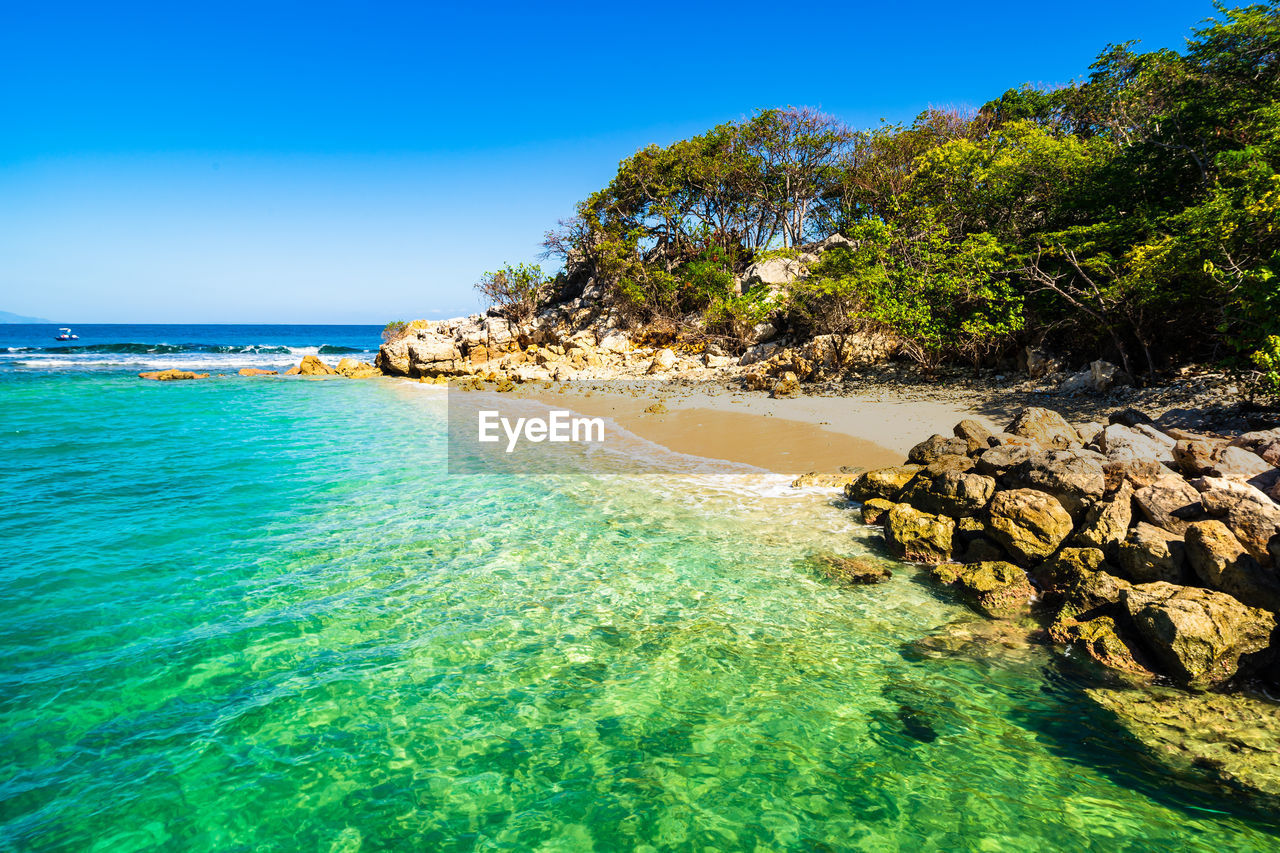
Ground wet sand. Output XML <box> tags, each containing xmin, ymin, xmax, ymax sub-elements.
<box><xmin>509</xmin><ymin>383</ymin><xmax>996</xmax><ymax>475</ymax></box>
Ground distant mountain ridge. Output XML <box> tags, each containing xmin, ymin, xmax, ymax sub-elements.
<box><xmin>0</xmin><ymin>310</ymin><xmax>53</xmax><ymax>323</ymax></box>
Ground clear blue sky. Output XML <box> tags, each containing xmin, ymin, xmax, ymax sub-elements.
<box><xmin>1</xmin><ymin>0</ymin><xmax>1219</xmax><ymax>323</ymax></box>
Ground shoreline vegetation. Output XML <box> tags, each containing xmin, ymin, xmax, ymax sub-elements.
<box><xmin>132</xmin><ymin>1</ymin><xmax>1280</xmax><ymax>812</ymax></box>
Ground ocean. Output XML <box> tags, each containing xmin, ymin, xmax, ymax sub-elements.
<box><xmin>0</xmin><ymin>325</ymin><xmax>1276</xmax><ymax>850</ymax></box>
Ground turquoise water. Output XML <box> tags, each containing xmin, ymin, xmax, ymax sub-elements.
<box><xmin>2</xmin><ymin>370</ymin><xmax>1279</xmax><ymax>851</ymax></box>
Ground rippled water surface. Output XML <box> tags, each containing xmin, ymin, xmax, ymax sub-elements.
<box><xmin>2</xmin><ymin>370</ymin><xmax>1278</xmax><ymax>851</ymax></box>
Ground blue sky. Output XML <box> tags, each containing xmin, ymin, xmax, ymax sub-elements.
<box><xmin>1</xmin><ymin>0</ymin><xmax>1219</xmax><ymax>323</ymax></box>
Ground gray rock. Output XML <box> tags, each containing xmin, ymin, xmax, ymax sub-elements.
<box><xmin>1005</xmin><ymin>449</ymin><xmax>1106</xmax><ymax>517</ymax></box>
<box><xmin>1073</xmin><ymin>481</ymin><xmax>1134</xmax><ymax>554</ymax></box>
<box><xmin>907</xmin><ymin>434</ymin><xmax>971</xmax><ymax>464</ymax></box>
<box><xmin>900</xmin><ymin>470</ymin><xmax>997</xmax><ymax>517</ymax></box>
<box><xmin>1007</xmin><ymin>407</ymin><xmax>1082</xmax><ymax>450</ymax></box>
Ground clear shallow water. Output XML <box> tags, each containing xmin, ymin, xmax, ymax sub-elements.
<box><xmin>1</xmin><ymin>350</ymin><xmax>1279</xmax><ymax>849</ymax></box>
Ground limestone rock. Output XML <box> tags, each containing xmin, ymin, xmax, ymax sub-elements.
<box><xmin>953</xmin><ymin>419</ymin><xmax>995</xmax><ymax>454</ymax></box>
<box><xmin>376</xmin><ymin>334</ymin><xmax>414</xmax><ymax>375</ymax></box>
<box><xmin>598</xmin><ymin>332</ymin><xmax>630</xmax><ymax>354</ymax></box>
<box><xmin>237</xmin><ymin>367</ymin><xmax>278</xmax><ymax>376</ymax></box>
<box><xmin>138</xmin><ymin>369</ymin><xmax>209</xmax><ymax>381</ymax></box>
<box><xmin>1122</xmin><ymin>581</ymin><xmax>1276</xmax><ymax>686</ymax></box>
<box><xmin>932</xmin><ymin>561</ymin><xmax>1034</xmax><ymax>618</ymax></box>
<box><xmin>1073</xmin><ymin>481</ymin><xmax>1134</xmax><ymax>554</ymax></box>
<box><xmin>986</xmin><ymin>488</ymin><xmax>1074</xmax><ymax>564</ymax></box>
<box><xmin>900</xmin><ymin>470</ymin><xmax>997</xmax><ymax>517</ymax></box>
<box><xmin>1053</xmin><ymin>616</ymin><xmax>1154</xmax><ymax>677</ymax></box>
<box><xmin>742</xmin><ymin>256</ymin><xmax>805</xmax><ymax>290</ymax></box>
<box><xmin>646</xmin><ymin>348</ymin><xmax>677</xmax><ymax>374</ymax></box>
<box><xmin>845</xmin><ymin>465</ymin><xmax>923</xmax><ymax>503</ymax></box>
<box><xmin>1132</xmin><ymin>476</ymin><xmax>1202</xmax><ymax>534</ymax></box>
<box><xmin>1185</xmin><ymin>520</ymin><xmax>1280</xmax><ymax>612</ymax></box>
<box><xmin>974</xmin><ymin>444</ymin><xmax>1033</xmax><ymax>477</ymax></box>
<box><xmin>1194</xmin><ymin>477</ymin><xmax>1280</xmax><ymax>566</ymax></box>
<box><xmin>860</xmin><ymin>498</ymin><xmax>895</xmax><ymax>525</ymax></box>
<box><xmin>1231</xmin><ymin>428</ymin><xmax>1280</xmax><ymax>467</ymax></box>
<box><xmin>407</xmin><ymin>335</ymin><xmax>465</xmax><ymax>377</ymax></box>
<box><xmin>807</xmin><ymin>552</ymin><xmax>892</xmax><ymax>585</ymax></box>
<box><xmin>1118</xmin><ymin>522</ymin><xmax>1186</xmax><ymax>583</ymax></box>
<box><xmin>791</xmin><ymin>471</ymin><xmax>858</xmax><ymax>489</ymax></box>
<box><xmin>1007</xmin><ymin>407</ymin><xmax>1082</xmax><ymax>450</ymax></box>
<box><xmin>297</xmin><ymin>355</ymin><xmax>336</xmax><ymax>376</ymax></box>
<box><xmin>1096</xmin><ymin>424</ymin><xmax>1175</xmax><ymax>465</ymax></box>
<box><xmin>907</xmin><ymin>434</ymin><xmax>971</xmax><ymax>464</ymax></box>
<box><xmin>1175</xmin><ymin>438</ymin><xmax>1272</xmax><ymax>481</ymax></box>
<box><xmin>884</xmin><ymin>504</ymin><xmax>954</xmax><ymax>563</ymax></box>
<box><xmin>1087</xmin><ymin>687</ymin><xmax>1280</xmax><ymax>801</ymax></box>
<box><xmin>770</xmin><ymin>373</ymin><xmax>800</xmax><ymax>398</ymax></box>
<box><xmin>1005</xmin><ymin>449</ymin><xmax>1106</xmax><ymax>517</ymax></box>
<box><xmin>335</xmin><ymin>358</ymin><xmax>380</xmax><ymax>378</ymax></box>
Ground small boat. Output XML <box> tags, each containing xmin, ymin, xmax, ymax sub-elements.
<box><xmin>54</xmin><ymin>328</ymin><xmax>79</xmax><ymax>341</ymax></box>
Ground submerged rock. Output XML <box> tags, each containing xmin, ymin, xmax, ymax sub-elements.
<box><xmin>806</xmin><ymin>552</ymin><xmax>892</xmax><ymax>585</ymax></box>
<box><xmin>1054</xmin><ymin>616</ymin><xmax>1154</xmax><ymax>677</ymax></box>
<box><xmin>1087</xmin><ymin>687</ymin><xmax>1280</xmax><ymax>802</ymax></box>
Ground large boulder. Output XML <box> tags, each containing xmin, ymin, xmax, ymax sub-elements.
<box><xmin>1053</xmin><ymin>616</ymin><xmax>1154</xmax><ymax>677</ymax></box>
<box><xmin>742</xmin><ymin>257</ymin><xmax>806</xmax><ymax>291</ymax></box>
<box><xmin>1117</xmin><ymin>522</ymin><xmax>1186</xmax><ymax>583</ymax></box>
<box><xmin>646</xmin><ymin>348</ymin><xmax>678</xmax><ymax>374</ymax></box>
<box><xmin>845</xmin><ymin>465</ymin><xmax>923</xmax><ymax>503</ymax></box>
<box><xmin>298</xmin><ymin>355</ymin><xmax>337</xmax><ymax>376</ymax></box>
<box><xmin>900</xmin><ymin>470</ymin><xmax>997</xmax><ymax>517</ymax></box>
<box><xmin>907</xmin><ymin>434</ymin><xmax>971</xmax><ymax>464</ymax></box>
<box><xmin>884</xmin><ymin>504</ymin><xmax>954</xmax><ymax>563</ymax></box>
<box><xmin>1194</xmin><ymin>477</ymin><xmax>1280</xmax><ymax>566</ymax></box>
<box><xmin>1072</xmin><ymin>481</ymin><xmax>1134</xmax><ymax>554</ymax></box>
<box><xmin>407</xmin><ymin>334</ymin><xmax>465</xmax><ymax>377</ymax></box>
<box><xmin>1231</xmin><ymin>429</ymin><xmax>1280</xmax><ymax>467</ymax></box>
<box><xmin>931</xmin><ymin>561</ymin><xmax>1034</xmax><ymax>618</ymax></box>
<box><xmin>1095</xmin><ymin>424</ymin><xmax>1175</xmax><ymax>465</ymax></box>
<box><xmin>377</xmin><ymin>335</ymin><xmax>414</xmax><ymax>375</ymax></box>
<box><xmin>986</xmin><ymin>489</ymin><xmax>1074</xmax><ymax>564</ymax></box>
<box><xmin>1132</xmin><ymin>476</ymin><xmax>1202</xmax><ymax>534</ymax></box>
<box><xmin>953</xmin><ymin>419</ymin><xmax>995</xmax><ymax>454</ymax></box>
<box><xmin>974</xmin><ymin>444</ymin><xmax>1033</xmax><ymax>477</ymax></box>
<box><xmin>1175</xmin><ymin>438</ymin><xmax>1272</xmax><ymax>481</ymax></box>
<box><xmin>1006</xmin><ymin>407</ymin><xmax>1081</xmax><ymax>450</ymax></box>
<box><xmin>1005</xmin><ymin>449</ymin><xmax>1106</xmax><ymax>517</ymax></box>
<box><xmin>1122</xmin><ymin>581</ymin><xmax>1276</xmax><ymax>686</ymax></box>
<box><xmin>1185</xmin><ymin>520</ymin><xmax>1280</xmax><ymax>612</ymax></box>
<box><xmin>335</xmin><ymin>358</ymin><xmax>380</xmax><ymax>378</ymax></box>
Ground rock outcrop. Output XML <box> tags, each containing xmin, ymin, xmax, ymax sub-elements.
<box><xmin>138</xmin><ymin>370</ymin><xmax>209</xmax><ymax>381</ymax></box>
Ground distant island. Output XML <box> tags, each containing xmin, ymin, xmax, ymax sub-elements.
<box><xmin>0</xmin><ymin>310</ymin><xmax>53</xmax><ymax>324</ymax></box>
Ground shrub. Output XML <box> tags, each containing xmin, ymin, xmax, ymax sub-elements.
<box><xmin>476</xmin><ymin>263</ymin><xmax>546</xmax><ymax>324</ymax></box>
<box><xmin>382</xmin><ymin>321</ymin><xmax>411</xmax><ymax>344</ymax></box>
<box><xmin>1249</xmin><ymin>335</ymin><xmax>1280</xmax><ymax>403</ymax></box>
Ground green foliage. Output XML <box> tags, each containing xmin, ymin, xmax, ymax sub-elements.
<box><xmin>548</xmin><ymin>3</ymin><xmax>1279</xmax><ymax>369</ymax></box>
<box><xmin>475</xmin><ymin>263</ymin><xmax>547</xmax><ymax>324</ymax></box>
<box><xmin>1251</xmin><ymin>335</ymin><xmax>1280</xmax><ymax>400</ymax></box>
<box><xmin>382</xmin><ymin>320</ymin><xmax>410</xmax><ymax>344</ymax></box>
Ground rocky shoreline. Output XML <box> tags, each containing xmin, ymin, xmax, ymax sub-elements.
<box><xmin>840</xmin><ymin>403</ymin><xmax>1280</xmax><ymax>801</ymax></box>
